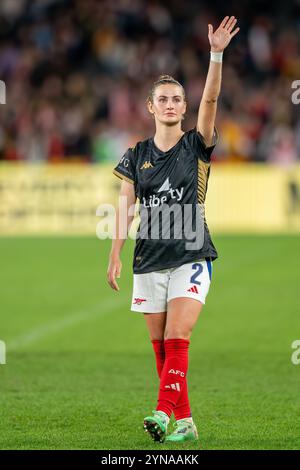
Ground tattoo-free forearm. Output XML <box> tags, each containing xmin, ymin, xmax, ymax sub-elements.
<box><xmin>202</xmin><ymin>60</ymin><xmax>222</xmax><ymax>104</ymax></box>
<box><xmin>110</xmin><ymin>207</ymin><xmax>134</xmax><ymax>258</ymax></box>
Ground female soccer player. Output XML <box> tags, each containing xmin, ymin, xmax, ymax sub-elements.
<box><xmin>107</xmin><ymin>16</ymin><xmax>239</xmax><ymax>443</ymax></box>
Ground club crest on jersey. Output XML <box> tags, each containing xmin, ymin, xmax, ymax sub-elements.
<box><xmin>140</xmin><ymin>161</ymin><xmax>153</xmax><ymax>170</ymax></box>
<box><xmin>142</xmin><ymin>177</ymin><xmax>184</xmax><ymax>207</ymax></box>
<box><xmin>133</xmin><ymin>298</ymin><xmax>147</xmax><ymax>305</ymax></box>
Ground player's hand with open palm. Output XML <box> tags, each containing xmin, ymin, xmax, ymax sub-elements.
<box><xmin>208</xmin><ymin>16</ymin><xmax>240</xmax><ymax>52</ymax></box>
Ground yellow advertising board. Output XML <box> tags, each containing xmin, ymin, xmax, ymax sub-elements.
<box><xmin>0</xmin><ymin>163</ymin><xmax>299</xmax><ymax>235</ymax></box>
<box><xmin>206</xmin><ymin>164</ymin><xmax>300</xmax><ymax>233</ymax></box>
<box><xmin>0</xmin><ymin>164</ymin><xmax>118</xmax><ymax>235</ymax></box>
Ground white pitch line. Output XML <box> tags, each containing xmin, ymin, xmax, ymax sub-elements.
<box><xmin>7</xmin><ymin>295</ymin><xmax>127</xmax><ymax>351</ymax></box>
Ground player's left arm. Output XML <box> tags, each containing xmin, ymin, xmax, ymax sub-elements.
<box><xmin>197</xmin><ymin>16</ymin><xmax>240</xmax><ymax>147</ymax></box>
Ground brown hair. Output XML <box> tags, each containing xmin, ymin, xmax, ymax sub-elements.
<box><xmin>147</xmin><ymin>75</ymin><xmax>186</xmax><ymax>103</ymax></box>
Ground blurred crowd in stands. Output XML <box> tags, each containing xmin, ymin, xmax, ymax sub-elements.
<box><xmin>0</xmin><ymin>0</ymin><xmax>300</xmax><ymax>165</ymax></box>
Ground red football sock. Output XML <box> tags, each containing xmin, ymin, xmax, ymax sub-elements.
<box><xmin>156</xmin><ymin>338</ymin><xmax>190</xmax><ymax>417</ymax></box>
<box><xmin>173</xmin><ymin>380</ymin><xmax>191</xmax><ymax>421</ymax></box>
<box><xmin>151</xmin><ymin>340</ymin><xmax>165</xmax><ymax>377</ymax></box>
<box><xmin>151</xmin><ymin>339</ymin><xmax>191</xmax><ymax>420</ymax></box>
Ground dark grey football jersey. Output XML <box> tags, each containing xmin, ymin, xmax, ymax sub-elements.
<box><xmin>113</xmin><ymin>128</ymin><xmax>218</xmax><ymax>274</ymax></box>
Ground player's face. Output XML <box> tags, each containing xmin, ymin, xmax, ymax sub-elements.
<box><xmin>149</xmin><ymin>84</ymin><xmax>186</xmax><ymax>126</ymax></box>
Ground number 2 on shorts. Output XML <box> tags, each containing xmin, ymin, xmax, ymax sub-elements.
<box><xmin>190</xmin><ymin>263</ymin><xmax>203</xmax><ymax>285</ymax></box>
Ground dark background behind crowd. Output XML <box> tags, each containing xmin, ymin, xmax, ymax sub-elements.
<box><xmin>0</xmin><ymin>0</ymin><xmax>300</xmax><ymax>165</ymax></box>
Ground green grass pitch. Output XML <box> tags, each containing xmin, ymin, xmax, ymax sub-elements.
<box><xmin>0</xmin><ymin>235</ymin><xmax>299</xmax><ymax>450</ymax></box>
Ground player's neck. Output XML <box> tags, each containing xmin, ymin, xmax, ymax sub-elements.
<box><xmin>153</xmin><ymin>124</ymin><xmax>184</xmax><ymax>153</ymax></box>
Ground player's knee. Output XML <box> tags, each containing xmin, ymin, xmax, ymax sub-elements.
<box><xmin>164</xmin><ymin>329</ymin><xmax>191</xmax><ymax>341</ymax></box>
<box><xmin>150</xmin><ymin>334</ymin><xmax>164</xmax><ymax>341</ymax></box>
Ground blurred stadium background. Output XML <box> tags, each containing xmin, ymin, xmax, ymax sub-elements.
<box><xmin>0</xmin><ymin>0</ymin><xmax>300</xmax><ymax>450</ymax></box>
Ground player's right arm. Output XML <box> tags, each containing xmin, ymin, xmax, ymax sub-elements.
<box><xmin>197</xmin><ymin>16</ymin><xmax>239</xmax><ymax>146</ymax></box>
<box><xmin>107</xmin><ymin>180</ymin><xmax>136</xmax><ymax>291</ymax></box>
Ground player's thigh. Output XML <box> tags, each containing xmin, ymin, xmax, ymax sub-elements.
<box><xmin>144</xmin><ymin>312</ymin><xmax>167</xmax><ymax>341</ymax></box>
<box><xmin>165</xmin><ymin>258</ymin><xmax>213</xmax><ymax>339</ymax></box>
<box><xmin>165</xmin><ymin>297</ymin><xmax>203</xmax><ymax>339</ymax></box>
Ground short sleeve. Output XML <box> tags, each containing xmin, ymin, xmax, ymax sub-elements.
<box><xmin>113</xmin><ymin>147</ymin><xmax>136</xmax><ymax>184</ymax></box>
<box><xmin>186</xmin><ymin>127</ymin><xmax>218</xmax><ymax>163</ymax></box>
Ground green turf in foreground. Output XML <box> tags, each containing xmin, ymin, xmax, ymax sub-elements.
<box><xmin>0</xmin><ymin>235</ymin><xmax>299</xmax><ymax>450</ymax></box>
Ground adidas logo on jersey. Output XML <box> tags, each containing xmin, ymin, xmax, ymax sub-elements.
<box><xmin>140</xmin><ymin>161</ymin><xmax>153</xmax><ymax>170</ymax></box>
<box><xmin>164</xmin><ymin>383</ymin><xmax>181</xmax><ymax>391</ymax></box>
<box><xmin>188</xmin><ymin>285</ymin><xmax>199</xmax><ymax>294</ymax></box>
<box><xmin>142</xmin><ymin>178</ymin><xmax>184</xmax><ymax>207</ymax></box>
